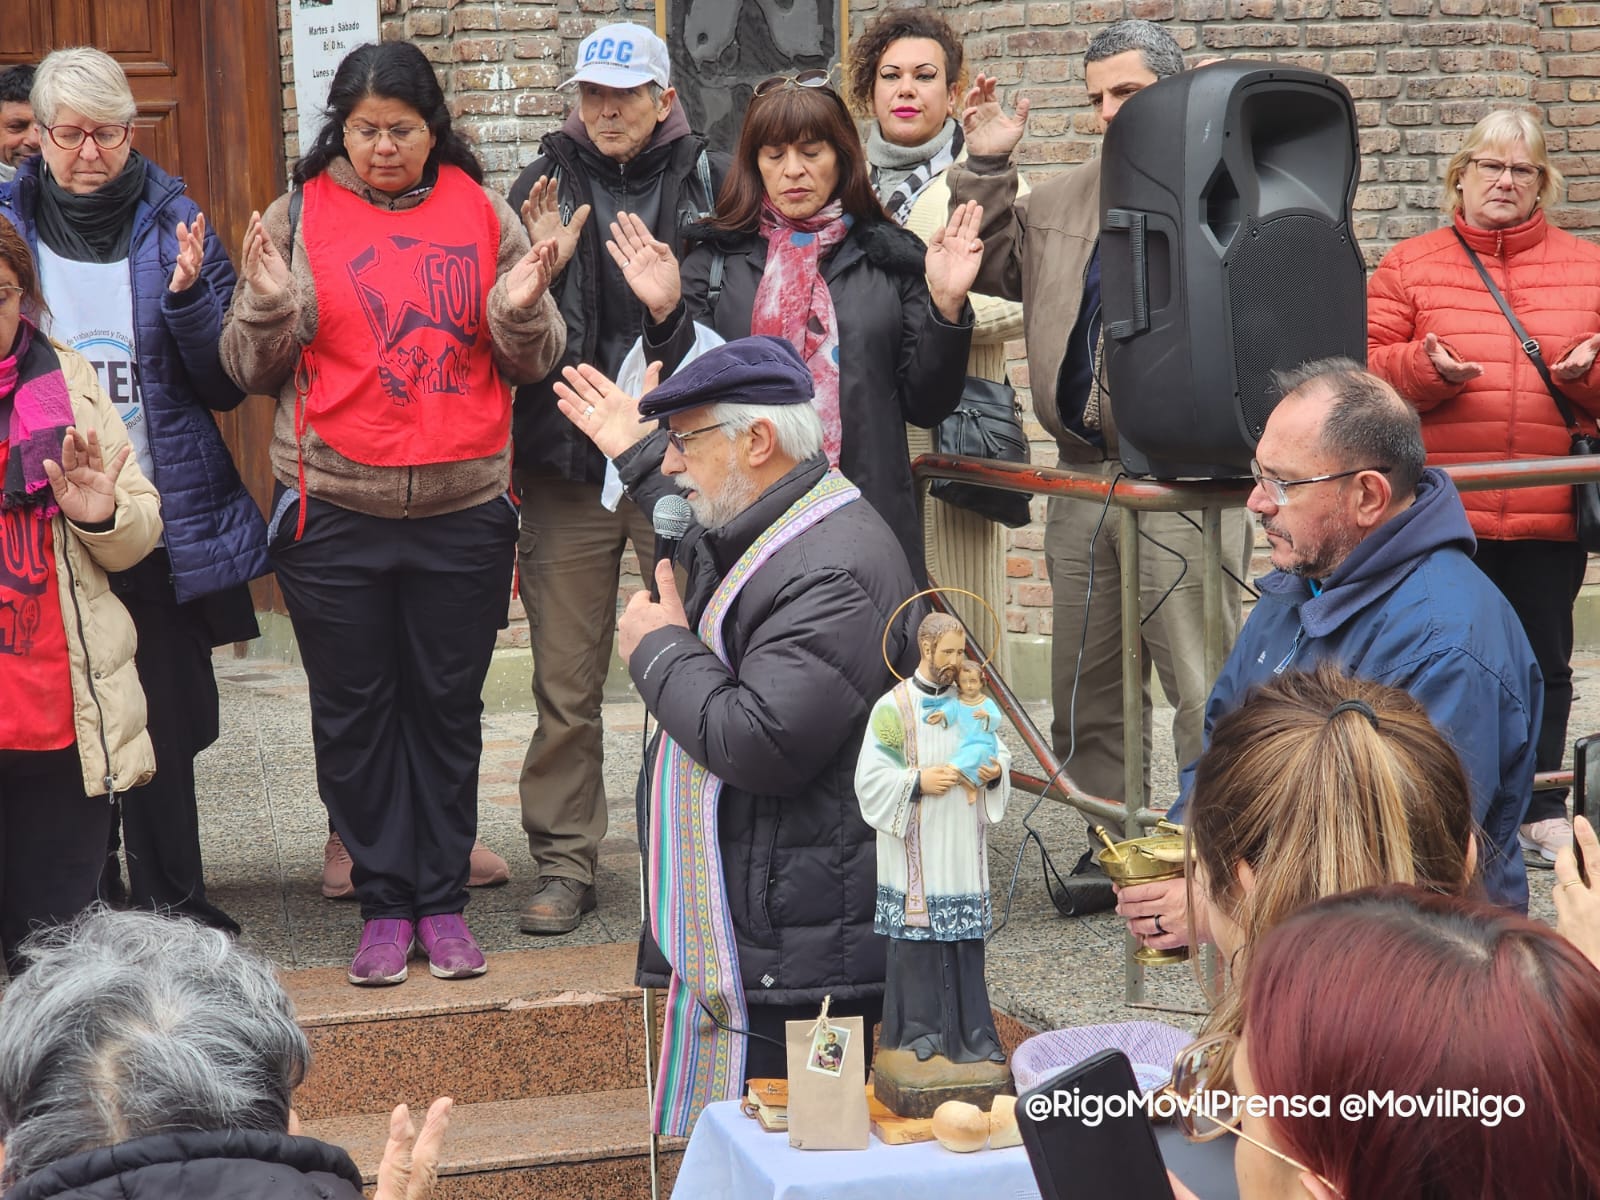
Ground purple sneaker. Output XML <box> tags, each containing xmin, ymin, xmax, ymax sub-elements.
<box><xmin>416</xmin><ymin>913</ymin><xmax>488</xmax><ymax>979</ymax></box>
<box><xmin>348</xmin><ymin>918</ymin><xmax>414</xmax><ymax>987</ymax></box>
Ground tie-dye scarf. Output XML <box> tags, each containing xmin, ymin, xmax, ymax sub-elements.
<box><xmin>751</xmin><ymin>199</ymin><xmax>852</xmax><ymax>465</ymax></box>
<box><xmin>0</xmin><ymin>319</ymin><xmax>74</xmax><ymax>517</ymax></box>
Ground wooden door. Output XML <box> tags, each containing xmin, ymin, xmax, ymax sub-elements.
<box><xmin>2</xmin><ymin>0</ymin><xmax>287</xmax><ymax>611</ymax></box>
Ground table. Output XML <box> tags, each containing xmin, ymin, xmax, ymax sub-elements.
<box><xmin>672</xmin><ymin>1100</ymin><xmax>1040</xmax><ymax>1200</ymax></box>
<box><xmin>671</xmin><ymin>1101</ymin><xmax>1239</xmax><ymax>1200</ymax></box>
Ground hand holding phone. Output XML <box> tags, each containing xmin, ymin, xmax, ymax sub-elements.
<box><xmin>1017</xmin><ymin>1049</ymin><xmax>1176</xmax><ymax>1200</ymax></box>
<box><xmin>1554</xmin><ymin>814</ymin><xmax>1600</xmax><ymax>973</ymax></box>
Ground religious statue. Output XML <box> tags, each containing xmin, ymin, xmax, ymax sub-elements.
<box><xmin>855</xmin><ymin>611</ymin><xmax>1012</xmax><ymax>1117</ymax></box>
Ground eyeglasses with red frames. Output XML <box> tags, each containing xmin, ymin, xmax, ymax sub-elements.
<box><xmin>43</xmin><ymin>123</ymin><xmax>131</xmax><ymax>152</ymax></box>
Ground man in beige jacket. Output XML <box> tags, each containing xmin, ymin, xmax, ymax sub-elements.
<box><xmin>947</xmin><ymin>21</ymin><xmax>1250</xmax><ymax>909</ymax></box>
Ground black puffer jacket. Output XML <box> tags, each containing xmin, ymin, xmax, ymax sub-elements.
<box><xmin>505</xmin><ymin>108</ymin><xmax>727</xmax><ymax>482</ymax></box>
<box><xmin>5</xmin><ymin>1129</ymin><xmax>365</xmax><ymax>1200</ymax></box>
<box><xmin>617</xmin><ymin>443</ymin><xmax>918</xmax><ymax>1006</ymax></box>
<box><xmin>643</xmin><ymin>218</ymin><xmax>973</xmax><ymax>576</ymax></box>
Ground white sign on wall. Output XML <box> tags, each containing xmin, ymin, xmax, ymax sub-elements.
<box><xmin>290</xmin><ymin>0</ymin><xmax>381</xmax><ymax>150</ymax></box>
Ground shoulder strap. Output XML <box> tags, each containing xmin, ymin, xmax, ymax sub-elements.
<box><xmin>695</xmin><ymin>148</ymin><xmax>715</xmax><ymax>219</ymax></box>
<box><xmin>287</xmin><ymin>186</ymin><xmax>303</xmax><ymax>268</ymax></box>
<box><xmin>707</xmin><ymin>249</ymin><xmax>725</xmax><ymax>307</ymax></box>
<box><xmin>1452</xmin><ymin>228</ymin><xmax>1582</xmax><ymax>433</ymax></box>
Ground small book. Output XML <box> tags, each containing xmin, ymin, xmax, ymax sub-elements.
<box><xmin>742</xmin><ymin>1078</ymin><xmax>789</xmax><ymax>1131</ymax></box>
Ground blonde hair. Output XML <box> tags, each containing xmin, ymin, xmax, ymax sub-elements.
<box><xmin>1185</xmin><ymin>665</ymin><xmax>1475</xmax><ymax>1084</ymax></box>
<box><xmin>30</xmin><ymin>46</ymin><xmax>135</xmax><ymax>128</ymax></box>
<box><xmin>1443</xmin><ymin>109</ymin><xmax>1562</xmax><ymax>217</ymax></box>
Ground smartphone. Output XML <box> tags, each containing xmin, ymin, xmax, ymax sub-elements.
<box><xmin>1575</xmin><ymin>733</ymin><xmax>1600</xmax><ymax>885</ymax></box>
<box><xmin>1017</xmin><ymin>1049</ymin><xmax>1176</xmax><ymax>1200</ymax></box>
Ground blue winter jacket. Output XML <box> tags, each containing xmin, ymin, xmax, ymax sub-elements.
<box><xmin>2</xmin><ymin>156</ymin><xmax>268</xmax><ymax>604</ymax></box>
<box><xmin>1169</xmin><ymin>468</ymin><xmax>1541</xmax><ymax>911</ymax></box>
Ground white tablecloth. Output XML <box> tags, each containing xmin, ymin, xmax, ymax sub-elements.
<box><xmin>672</xmin><ymin>1100</ymin><xmax>1041</xmax><ymax>1200</ymax></box>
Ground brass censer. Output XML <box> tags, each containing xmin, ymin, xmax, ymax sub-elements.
<box><xmin>1095</xmin><ymin>822</ymin><xmax>1189</xmax><ymax>967</ymax></box>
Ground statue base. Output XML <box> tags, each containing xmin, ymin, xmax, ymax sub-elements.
<box><xmin>871</xmin><ymin>1047</ymin><xmax>1013</xmax><ymax>1118</ymax></box>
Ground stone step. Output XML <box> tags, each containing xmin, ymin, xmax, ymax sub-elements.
<box><xmin>299</xmin><ymin>1088</ymin><xmax>683</xmax><ymax>1200</ymax></box>
<box><xmin>285</xmin><ymin>943</ymin><xmax>650</xmax><ymax>1119</ymax></box>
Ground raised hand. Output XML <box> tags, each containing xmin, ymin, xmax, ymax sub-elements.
<box><xmin>505</xmin><ymin>238</ymin><xmax>558</xmax><ymax>309</ymax></box>
<box><xmin>373</xmin><ymin>1097</ymin><xmax>453</xmax><ymax>1200</ymax></box>
<box><xmin>554</xmin><ymin>360</ymin><xmax>661</xmax><ymax>460</ymax></box>
<box><xmin>1423</xmin><ymin>332</ymin><xmax>1483</xmax><ymax>385</ymax></box>
<box><xmin>606</xmin><ymin>212</ymin><xmax>682</xmax><ymax>324</ymax></box>
<box><xmin>926</xmin><ymin>199</ymin><xmax>984</xmax><ymax>322</ymax></box>
<box><xmin>961</xmin><ymin>73</ymin><xmax>1030</xmax><ymax>160</ymax></box>
<box><xmin>44</xmin><ymin>425</ymin><xmax>131</xmax><ymax>527</ymax></box>
<box><xmin>1553</xmin><ymin>332</ymin><xmax>1600</xmax><ymax>382</ymax></box>
<box><xmin>240</xmin><ymin>210</ymin><xmax>291</xmax><ymax>301</ymax></box>
<box><xmin>520</xmin><ymin>176</ymin><xmax>591</xmax><ymax>277</ymax></box>
<box><xmin>170</xmin><ymin>211</ymin><xmax>206</xmax><ymax>294</ymax></box>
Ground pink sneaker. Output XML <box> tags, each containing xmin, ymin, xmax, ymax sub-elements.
<box><xmin>348</xmin><ymin>918</ymin><xmax>414</xmax><ymax>987</ymax></box>
<box><xmin>416</xmin><ymin>913</ymin><xmax>488</xmax><ymax>979</ymax></box>
<box><xmin>322</xmin><ymin>833</ymin><xmax>356</xmax><ymax>900</ymax></box>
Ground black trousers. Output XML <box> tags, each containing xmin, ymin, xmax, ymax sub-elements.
<box><xmin>743</xmin><ymin>995</ymin><xmax>884</xmax><ymax>1084</ymax></box>
<box><xmin>271</xmin><ymin>495</ymin><xmax>516</xmax><ymax>920</ymax></box>
<box><xmin>0</xmin><ymin>748</ymin><xmax>112</xmax><ymax>976</ymax></box>
<box><xmin>105</xmin><ymin>552</ymin><xmax>237</xmax><ymax>933</ymax></box>
<box><xmin>1475</xmin><ymin>538</ymin><xmax>1587</xmax><ymax>823</ymax></box>
<box><xmin>880</xmin><ymin>937</ymin><xmax>1005</xmax><ymax>1064</ymax></box>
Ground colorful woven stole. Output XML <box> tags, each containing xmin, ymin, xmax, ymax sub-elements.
<box><xmin>648</xmin><ymin>470</ymin><xmax>861</xmax><ymax>1137</ymax></box>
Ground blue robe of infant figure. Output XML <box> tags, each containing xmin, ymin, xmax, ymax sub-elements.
<box><xmin>921</xmin><ymin>660</ymin><xmax>1002</xmax><ymax>801</ymax></box>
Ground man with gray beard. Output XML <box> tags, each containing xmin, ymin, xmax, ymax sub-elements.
<box><xmin>556</xmin><ymin>336</ymin><xmax>917</xmax><ymax>1120</ymax></box>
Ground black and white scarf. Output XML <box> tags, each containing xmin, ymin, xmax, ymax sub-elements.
<box><xmin>867</xmin><ymin>119</ymin><xmax>962</xmax><ymax>226</ymax></box>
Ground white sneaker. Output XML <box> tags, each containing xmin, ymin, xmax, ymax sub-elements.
<box><xmin>1519</xmin><ymin>818</ymin><xmax>1574</xmax><ymax>866</ymax></box>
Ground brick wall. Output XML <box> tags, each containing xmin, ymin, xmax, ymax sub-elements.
<box><xmin>273</xmin><ymin>0</ymin><xmax>1593</xmax><ymax>657</ymax></box>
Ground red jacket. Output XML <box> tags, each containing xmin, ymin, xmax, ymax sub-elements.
<box><xmin>1367</xmin><ymin>210</ymin><xmax>1600</xmax><ymax>542</ymax></box>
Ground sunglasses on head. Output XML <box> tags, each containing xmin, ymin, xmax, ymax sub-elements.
<box><xmin>752</xmin><ymin>66</ymin><xmax>840</xmax><ymax>98</ymax></box>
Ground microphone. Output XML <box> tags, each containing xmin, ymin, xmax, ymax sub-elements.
<box><xmin>650</xmin><ymin>495</ymin><xmax>693</xmax><ymax>602</ymax></box>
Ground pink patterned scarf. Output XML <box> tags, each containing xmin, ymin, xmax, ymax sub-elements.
<box><xmin>0</xmin><ymin>319</ymin><xmax>74</xmax><ymax>517</ymax></box>
<box><xmin>751</xmin><ymin>199</ymin><xmax>852</xmax><ymax>465</ymax></box>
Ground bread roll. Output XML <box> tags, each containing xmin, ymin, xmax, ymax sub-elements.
<box><xmin>931</xmin><ymin>1100</ymin><xmax>989</xmax><ymax>1153</ymax></box>
<box><xmin>988</xmin><ymin>1095</ymin><xmax>1021</xmax><ymax>1148</ymax></box>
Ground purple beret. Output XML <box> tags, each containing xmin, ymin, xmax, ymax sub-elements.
<box><xmin>638</xmin><ymin>335</ymin><xmax>814</xmax><ymax>419</ymax></box>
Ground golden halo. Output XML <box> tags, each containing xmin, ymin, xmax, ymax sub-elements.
<box><xmin>880</xmin><ymin>587</ymin><xmax>1003</xmax><ymax>681</ymax></box>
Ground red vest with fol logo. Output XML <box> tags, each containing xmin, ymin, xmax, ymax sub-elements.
<box><xmin>299</xmin><ymin>164</ymin><xmax>510</xmax><ymax>467</ymax></box>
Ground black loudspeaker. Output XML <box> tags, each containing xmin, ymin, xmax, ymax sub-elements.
<box><xmin>1099</xmin><ymin>63</ymin><xmax>1366</xmax><ymax>479</ymax></box>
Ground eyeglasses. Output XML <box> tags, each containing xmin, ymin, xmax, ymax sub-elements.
<box><xmin>43</xmin><ymin>123</ymin><xmax>130</xmax><ymax>152</ymax></box>
<box><xmin>0</xmin><ymin>284</ymin><xmax>23</xmax><ymax>307</ymax></box>
<box><xmin>666</xmin><ymin>420</ymin><xmax>729</xmax><ymax>453</ymax></box>
<box><xmin>1249</xmin><ymin>458</ymin><xmax>1390</xmax><ymax>507</ymax></box>
<box><xmin>1469</xmin><ymin>158</ymin><xmax>1543</xmax><ymax>187</ymax></box>
<box><xmin>343</xmin><ymin>123</ymin><xmax>428</xmax><ymax>147</ymax></box>
<box><xmin>753</xmin><ymin>66</ymin><xmax>840</xmax><ymax>97</ymax></box>
<box><xmin>1169</xmin><ymin>1033</ymin><xmax>1343</xmax><ymax>1197</ymax></box>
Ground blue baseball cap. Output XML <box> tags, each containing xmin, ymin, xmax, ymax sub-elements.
<box><xmin>561</xmin><ymin>23</ymin><xmax>671</xmax><ymax>90</ymax></box>
<box><xmin>638</xmin><ymin>336</ymin><xmax>815</xmax><ymax>420</ymax></box>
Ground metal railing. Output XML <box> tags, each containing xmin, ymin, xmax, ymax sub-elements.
<box><xmin>913</xmin><ymin>450</ymin><xmax>1600</xmax><ymax>1003</ymax></box>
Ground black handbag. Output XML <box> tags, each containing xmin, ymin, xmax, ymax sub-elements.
<box><xmin>1454</xmin><ymin>230</ymin><xmax>1600</xmax><ymax>553</ymax></box>
<box><xmin>930</xmin><ymin>376</ymin><xmax>1033</xmax><ymax>528</ymax></box>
